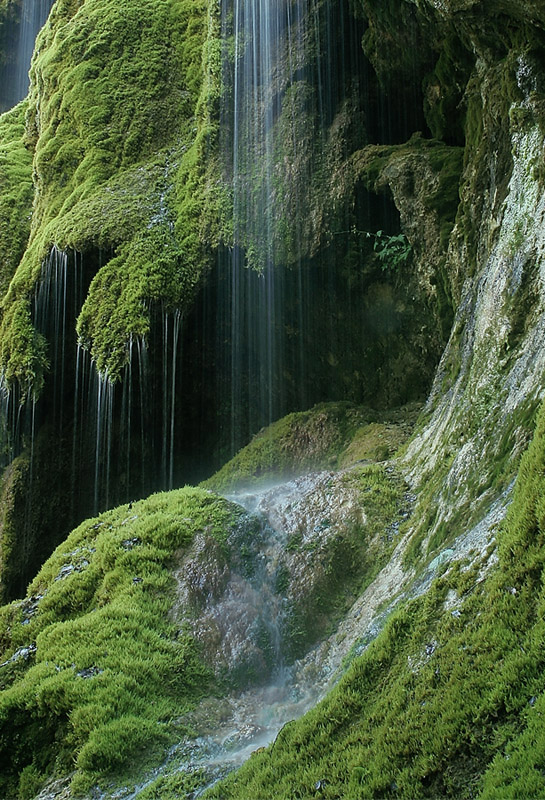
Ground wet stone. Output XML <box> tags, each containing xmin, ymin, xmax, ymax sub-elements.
<box><xmin>55</xmin><ymin>564</ymin><xmax>75</xmax><ymax>581</ymax></box>
<box><xmin>76</xmin><ymin>666</ymin><xmax>103</xmax><ymax>679</ymax></box>
<box><xmin>19</xmin><ymin>593</ymin><xmax>44</xmax><ymax>623</ymax></box>
<box><xmin>55</xmin><ymin>559</ymin><xmax>90</xmax><ymax>582</ymax></box>
<box><xmin>0</xmin><ymin>643</ymin><xmax>37</xmax><ymax>668</ymax></box>
<box><xmin>122</xmin><ymin>537</ymin><xmax>142</xmax><ymax>550</ymax></box>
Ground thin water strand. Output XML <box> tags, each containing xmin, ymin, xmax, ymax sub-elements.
<box><xmin>0</xmin><ymin>0</ymin><xmax>55</xmax><ymax>110</ymax></box>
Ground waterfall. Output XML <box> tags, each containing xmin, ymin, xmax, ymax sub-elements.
<box><xmin>34</xmin><ymin>246</ymin><xmax>84</xmax><ymax>433</ymax></box>
<box><xmin>0</xmin><ymin>0</ymin><xmax>55</xmax><ymax>111</ymax></box>
<box><xmin>73</xmin><ymin>308</ymin><xmax>183</xmax><ymax>516</ymax></box>
<box><xmin>206</xmin><ymin>0</ymin><xmax>371</xmax><ymax>458</ymax></box>
<box><xmin>0</xmin><ymin>244</ymin><xmax>188</xmax><ymax>596</ymax></box>
<box><xmin>30</xmin><ymin>246</ymin><xmax>186</xmax><ymax>515</ymax></box>
<box><xmin>219</xmin><ymin>0</ymin><xmax>307</xmax><ymax>454</ymax></box>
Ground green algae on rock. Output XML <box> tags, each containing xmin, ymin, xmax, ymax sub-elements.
<box><xmin>203</xmin><ymin>396</ymin><xmax>545</xmax><ymax>799</ymax></box>
<box><xmin>202</xmin><ymin>402</ymin><xmax>418</xmax><ymax>493</ymax></box>
<box><xmin>0</xmin><ymin>101</ymin><xmax>33</xmax><ymax>299</ymax></box>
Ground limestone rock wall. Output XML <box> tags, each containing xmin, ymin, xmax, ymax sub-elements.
<box><xmin>356</xmin><ymin>0</ymin><xmax>545</xmax><ymax>558</ymax></box>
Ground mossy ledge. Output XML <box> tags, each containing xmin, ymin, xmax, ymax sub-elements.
<box><xmin>0</xmin><ymin>0</ymin><xmax>218</xmax><ymax>392</ymax></box>
<box><xmin>203</xmin><ymin>401</ymin><xmax>419</xmax><ymax>494</ymax></box>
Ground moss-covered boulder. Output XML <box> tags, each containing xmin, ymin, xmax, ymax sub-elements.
<box><xmin>203</xmin><ymin>393</ymin><xmax>545</xmax><ymax>800</ymax></box>
<box><xmin>0</xmin><ymin>399</ymin><xmax>414</xmax><ymax>798</ymax></box>
<box><xmin>203</xmin><ymin>401</ymin><xmax>418</xmax><ymax>493</ymax></box>
<box><xmin>0</xmin><ymin>101</ymin><xmax>33</xmax><ymax>297</ymax></box>
<box><xmin>0</xmin><ymin>486</ymin><xmax>243</xmax><ymax>798</ymax></box>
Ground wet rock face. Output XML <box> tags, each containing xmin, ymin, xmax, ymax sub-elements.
<box><xmin>170</xmin><ymin>469</ymin><xmax>394</xmax><ymax>686</ymax></box>
<box><xmin>349</xmin><ymin>0</ymin><xmax>545</xmax><ymax>561</ymax></box>
<box><xmin>424</xmin><ymin>0</ymin><xmax>545</xmax><ymax>25</ymax></box>
<box><xmin>171</xmin><ymin>516</ymin><xmax>284</xmax><ymax>686</ymax></box>
<box><xmin>404</xmin><ymin>47</ymin><xmax>545</xmax><ymax>549</ymax></box>
<box><xmin>241</xmin><ymin>472</ymin><xmax>369</xmax><ymax>657</ymax></box>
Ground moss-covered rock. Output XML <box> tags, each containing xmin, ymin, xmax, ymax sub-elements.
<box><xmin>347</xmin><ymin>134</ymin><xmax>464</xmax><ymax>341</ymax></box>
<box><xmin>202</xmin><ymin>402</ymin><xmax>418</xmax><ymax>493</ymax></box>
<box><xmin>204</xmin><ymin>395</ymin><xmax>545</xmax><ymax>799</ymax></box>
<box><xmin>0</xmin><ymin>486</ymin><xmax>240</xmax><ymax>798</ymax></box>
<box><xmin>0</xmin><ymin>0</ymin><xmax>211</xmax><ymax>388</ymax></box>
<box><xmin>0</xmin><ymin>101</ymin><xmax>33</xmax><ymax>298</ymax></box>
<box><xmin>2</xmin><ymin>3</ymin><xmax>545</xmax><ymax>795</ymax></box>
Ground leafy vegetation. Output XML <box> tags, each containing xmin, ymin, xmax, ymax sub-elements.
<box><xmin>348</xmin><ymin>229</ymin><xmax>412</xmax><ymax>274</ymax></box>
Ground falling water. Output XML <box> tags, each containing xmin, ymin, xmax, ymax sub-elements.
<box><xmin>0</xmin><ymin>243</ymin><xmax>190</xmax><ymax>596</ymax></box>
<box><xmin>0</xmin><ymin>0</ymin><xmax>55</xmax><ymax>111</ymax></box>
<box><xmin>223</xmin><ymin>0</ymin><xmax>301</xmax><ymax>452</ymax></box>
<box><xmin>74</xmin><ymin>308</ymin><xmax>183</xmax><ymax>516</ymax></box>
<box><xmin>34</xmin><ymin>246</ymin><xmax>84</xmax><ymax>433</ymax></box>
<box><xmin>207</xmin><ymin>0</ymin><xmax>373</xmax><ymax>458</ymax></box>
<box><xmin>161</xmin><ymin>309</ymin><xmax>182</xmax><ymax>490</ymax></box>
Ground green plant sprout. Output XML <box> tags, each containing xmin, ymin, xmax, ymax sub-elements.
<box><xmin>360</xmin><ymin>228</ymin><xmax>412</xmax><ymax>272</ymax></box>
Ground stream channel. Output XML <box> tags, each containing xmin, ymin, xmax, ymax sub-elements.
<box><xmin>64</xmin><ymin>464</ymin><xmax>510</xmax><ymax>800</ymax></box>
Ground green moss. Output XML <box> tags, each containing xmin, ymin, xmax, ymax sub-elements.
<box><xmin>339</xmin><ymin>419</ymin><xmax>415</xmax><ymax>466</ymax></box>
<box><xmin>0</xmin><ymin>452</ymin><xmax>32</xmax><ymax>604</ymax></box>
<box><xmin>456</xmin><ymin>48</ymin><xmax>528</xmax><ymax>281</ymax></box>
<box><xmin>0</xmin><ymin>296</ymin><xmax>48</xmax><ymax>396</ymax></box>
<box><xmin>423</xmin><ymin>28</ymin><xmax>474</xmax><ymax>144</ymax></box>
<box><xmin>0</xmin><ymin>102</ymin><xmax>33</xmax><ymax>298</ymax></box>
<box><xmin>347</xmin><ymin>134</ymin><xmax>463</xmax><ymax>339</ymax></box>
<box><xmin>0</xmin><ymin>486</ymin><xmax>239</xmax><ymax>797</ymax></box>
<box><xmin>204</xmin><ymin>402</ymin><xmax>421</xmax><ymax>495</ymax></box>
<box><xmin>17</xmin><ymin>763</ymin><xmax>45</xmax><ymax>800</ymax></box>
<box><xmin>175</xmin><ymin>2</ymin><xmax>224</xmax><ymax>262</ymax></box>
<box><xmin>0</xmin><ymin>0</ymin><xmax>211</xmax><ymax>388</ymax></box>
<box><xmin>284</xmin><ymin>462</ymin><xmax>407</xmax><ymax>659</ymax></box>
<box><xmin>355</xmin><ymin>136</ymin><xmax>463</xmax><ymax>240</ymax></box>
<box><xmin>358</xmin><ymin>0</ymin><xmax>435</xmax><ymax>98</ymax></box>
<box><xmin>202</xmin><ymin>402</ymin><xmax>379</xmax><ymax>492</ymax></box>
<box><xmin>136</xmin><ymin>769</ymin><xmax>209</xmax><ymax>799</ymax></box>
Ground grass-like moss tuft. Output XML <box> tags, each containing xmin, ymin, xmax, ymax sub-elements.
<box><xmin>202</xmin><ymin>403</ymin><xmax>374</xmax><ymax>492</ymax></box>
<box><xmin>0</xmin><ymin>101</ymin><xmax>33</xmax><ymax>298</ymax></box>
